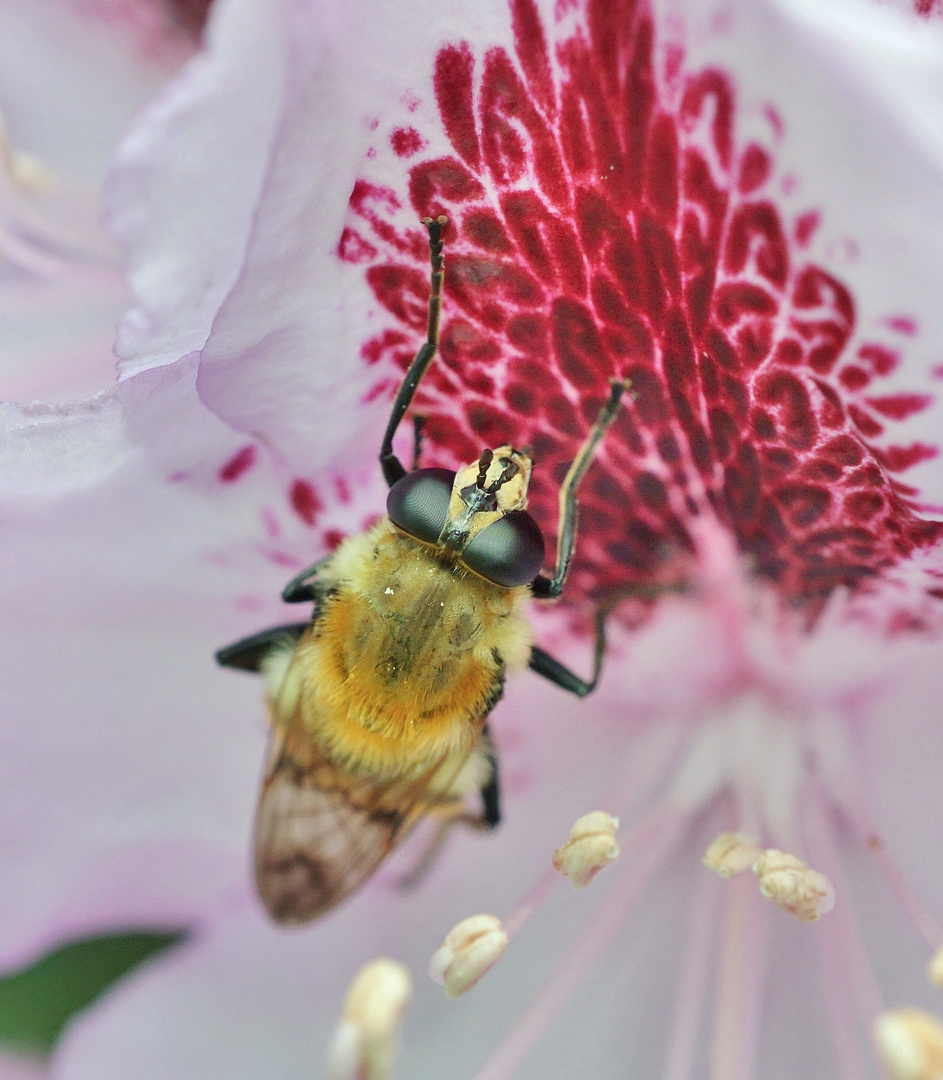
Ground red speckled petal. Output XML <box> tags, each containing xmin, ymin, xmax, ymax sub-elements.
<box><xmin>340</xmin><ymin>0</ymin><xmax>943</xmax><ymax>627</ymax></box>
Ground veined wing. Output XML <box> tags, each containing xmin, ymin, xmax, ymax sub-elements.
<box><xmin>254</xmin><ymin>708</ymin><xmax>472</xmax><ymax>924</ymax></box>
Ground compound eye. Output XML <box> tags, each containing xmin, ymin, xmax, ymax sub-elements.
<box><xmin>386</xmin><ymin>468</ymin><xmax>456</xmax><ymax>544</ymax></box>
<box><xmin>462</xmin><ymin>511</ymin><xmax>545</xmax><ymax>587</ymax></box>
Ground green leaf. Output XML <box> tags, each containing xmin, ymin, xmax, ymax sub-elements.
<box><xmin>0</xmin><ymin>931</ymin><xmax>182</xmax><ymax>1054</ymax></box>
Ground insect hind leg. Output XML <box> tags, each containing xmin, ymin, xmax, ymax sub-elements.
<box><xmin>396</xmin><ymin>804</ymin><xmax>497</xmax><ymax>893</ymax></box>
<box><xmin>479</xmin><ymin>751</ymin><xmax>501</xmax><ymax>827</ymax></box>
<box><xmin>397</xmin><ymin>731</ymin><xmax>501</xmax><ymax>891</ymax></box>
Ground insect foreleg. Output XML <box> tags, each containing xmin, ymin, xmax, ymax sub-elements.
<box><xmin>281</xmin><ymin>554</ymin><xmax>334</xmax><ymax>604</ymax></box>
<box><xmin>531</xmin><ymin>378</ymin><xmax>628</xmax><ymax>600</ymax></box>
<box><xmin>528</xmin><ymin>609</ymin><xmax>607</xmax><ymax>698</ymax></box>
<box><xmin>216</xmin><ymin>623</ymin><xmax>309</xmax><ymax>673</ymax></box>
<box><xmin>411</xmin><ymin>415</ymin><xmax>426</xmax><ymax>471</ymax></box>
<box><xmin>379</xmin><ymin>216</ymin><xmax>448</xmax><ymax>488</ymax></box>
<box><xmin>530</xmin><ymin>580</ymin><xmax>687</xmax><ymax>697</ymax></box>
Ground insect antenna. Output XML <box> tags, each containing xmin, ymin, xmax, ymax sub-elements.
<box><xmin>486</xmin><ymin>460</ymin><xmax>520</xmax><ymax>495</ymax></box>
<box><xmin>475</xmin><ymin>449</ymin><xmax>494</xmax><ymax>490</ymax></box>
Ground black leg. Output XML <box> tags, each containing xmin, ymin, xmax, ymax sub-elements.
<box><xmin>216</xmin><ymin>623</ymin><xmax>309</xmax><ymax>673</ymax></box>
<box><xmin>479</xmin><ymin>724</ymin><xmax>501</xmax><ymax>828</ymax></box>
<box><xmin>528</xmin><ymin>609</ymin><xmax>606</xmax><ymax>698</ymax></box>
<box><xmin>411</xmin><ymin>415</ymin><xmax>426</xmax><ymax>471</ymax></box>
<box><xmin>379</xmin><ymin>216</ymin><xmax>448</xmax><ymax>488</ymax></box>
<box><xmin>396</xmin><ymin>728</ymin><xmax>501</xmax><ymax>891</ymax></box>
<box><xmin>531</xmin><ymin>378</ymin><xmax>627</xmax><ymax>600</ymax></box>
<box><xmin>281</xmin><ymin>555</ymin><xmax>333</xmax><ymax>604</ymax></box>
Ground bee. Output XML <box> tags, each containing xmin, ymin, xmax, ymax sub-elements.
<box><xmin>217</xmin><ymin>216</ymin><xmax>627</xmax><ymax>924</ymax></box>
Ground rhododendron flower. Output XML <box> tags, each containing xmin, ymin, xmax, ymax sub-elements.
<box><xmin>4</xmin><ymin>0</ymin><xmax>943</xmax><ymax>1078</ymax></box>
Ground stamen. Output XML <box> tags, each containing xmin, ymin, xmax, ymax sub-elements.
<box><xmin>552</xmin><ymin>810</ymin><xmax>620</xmax><ymax>889</ymax></box>
<box><xmin>499</xmin><ymin>728</ymin><xmax>681</xmax><ymax>938</ymax></box>
<box><xmin>864</xmin><ymin>835</ymin><xmax>943</xmax><ymax>954</ymax></box>
<box><xmin>429</xmin><ymin>914</ymin><xmax>508</xmax><ymax>998</ymax></box>
<box><xmin>874</xmin><ymin>1008</ymin><xmax>943</xmax><ymax>1080</ymax></box>
<box><xmin>501</xmin><ymin>866</ymin><xmax>560</xmax><ymax>941</ymax></box>
<box><xmin>752</xmin><ymin>849</ymin><xmax>835</xmax><ymax>922</ymax></box>
<box><xmin>816</xmin><ymin>910</ymin><xmax>871</xmax><ymax>1080</ymax></box>
<box><xmin>470</xmin><ymin>806</ymin><xmax>685</xmax><ymax>1080</ymax></box>
<box><xmin>0</xmin><ymin>110</ymin><xmax>51</xmax><ymax>192</ymax></box>
<box><xmin>702</xmin><ymin>832</ymin><xmax>762</xmax><ymax>878</ymax></box>
<box><xmin>0</xmin><ymin>107</ymin><xmax>109</xmax><ymax>277</ymax></box>
<box><xmin>326</xmin><ymin>959</ymin><xmax>412</xmax><ymax>1080</ymax></box>
<box><xmin>807</xmin><ymin>792</ymin><xmax>872</xmax><ymax>1079</ymax></box>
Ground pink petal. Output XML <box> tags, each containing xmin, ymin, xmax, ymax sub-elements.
<box><xmin>106</xmin><ymin>0</ymin><xmax>310</xmax><ymax>379</ymax></box>
<box><xmin>5</xmin><ymin>0</ymin><xmax>943</xmax><ymax>1078</ymax></box>
<box><xmin>0</xmin><ymin>461</ymin><xmax>276</xmax><ymax>969</ymax></box>
<box><xmin>0</xmin><ymin>394</ymin><xmax>391</xmax><ymax>963</ymax></box>
<box><xmin>771</xmin><ymin>0</ymin><xmax>943</xmax><ymax>175</ymax></box>
<box><xmin>0</xmin><ymin>393</ymin><xmax>130</xmax><ymax>497</ymax></box>
<box><xmin>0</xmin><ymin>0</ymin><xmax>201</xmax><ymax>489</ymax></box>
<box><xmin>0</xmin><ymin>0</ymin><xmax>173</xmax><ymax>190</ymax></box>
<box><xmin>0</xmin><ymin>275</ymin><xmax>131</xmax><ymax>404</ymax></box>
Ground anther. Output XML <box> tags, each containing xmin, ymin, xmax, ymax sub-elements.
<box><xmin>928</xmin><ymin>946</ymin><xmax>943</xmax><ymax>988</ymax></box>
<box><xmin>702</xmin><ymin>832</ymin><xmax>762</xmax><ymax>878</ymax></box>
<box><xmin>0</xmin><ymin>110</ymin><xmax>50</xmax><ymax>192</ymax></box>
<box><xmin>752</xmin><ymin>849</ymin><xmax>835</xmax><ymax>922</ymax></box>
<box><xmin>326</xmin><ymin>959</ymin><xmax>412</xmax><ymax>1080</ymax></box>
<box><xmin>553</xmin><ymin>811</ymin><xmax>620</xmax><ymax>889</ymax></box>
<box><xmin>429</xmin><ymin>914</ymin><xmax>508</xmax><ymax>998</ymax></box>
<box><xmin>874</xmin><ymin>1008</ymin><xmax>943</xmax><ymax>1080</ymax></box>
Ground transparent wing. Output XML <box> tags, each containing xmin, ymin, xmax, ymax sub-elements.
<box><xmin>253</xmin><ymin>710</ymin><xmax>465</xmax><ymax>924</ymax></box>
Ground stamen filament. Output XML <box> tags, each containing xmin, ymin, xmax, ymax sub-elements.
<box><xmin>862</xmin><ymin>838</ymin><xmax>943</xmax><ymax>953</ymax></box>
<box><xmin>469</xmin><ymin>806</ymin><xmax>685</xmax><ymax>1080</ymax></box>
<box><xmin>503</xmin><ymin>719</ymin><xmax>687</xmax><ymax>942</ymax></box>
<box><xmin>711</xmin><ymin>871</ymin><xmax>766</xmax><ymax>1080</ymax></box>
<box><xmin>816</xmin><ymin>882</ymin><xmax>872</xmax><ymax>1080</ymax></box>
<box><xmin>818</xmin><ymin>712</ymin><xmax>943</xmax><ymax>952</ymax></box>
<box><xmin>502</xmin><ymin>865</ymin><xmax>560</xmax><ymax>941</ymax></box>
<box><xmin>663</xmin><ymin>814</ymin><xmax>725</xmax><ymax>1080</ymax></box>
<box><xmin>804</xmin><ymin>780</ymin><xmax>885</xmax><ymax>1034</ymax></box>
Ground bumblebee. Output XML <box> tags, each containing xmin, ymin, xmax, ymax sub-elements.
<box><xmin>218</xmin><ymin>217</ymin><xmax>626</xmax><ymax>924</ymax></box>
